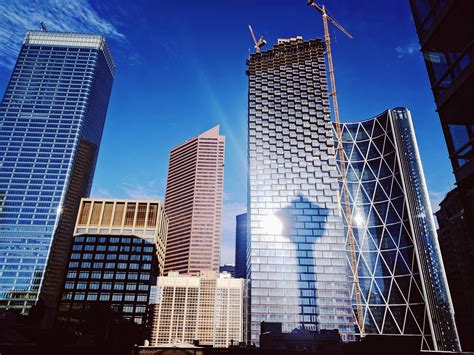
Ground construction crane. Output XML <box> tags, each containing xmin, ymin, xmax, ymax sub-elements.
<box><xmin>306</xmin><ymin>0</ymin><xmax>365</xmax><ymax>338</ymax></box>
<box><xmin>248</xmin><ymin>25</ymin><xmax>267</xmax><ymax>53</ymax></box>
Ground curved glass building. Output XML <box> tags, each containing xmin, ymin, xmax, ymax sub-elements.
<box><xmin>338</xmin><ymin>108</ymin><xmax>460</xmax><ymax>351</ymax></box>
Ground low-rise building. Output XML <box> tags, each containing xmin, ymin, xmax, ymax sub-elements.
<box><xmin>150</xmin><ymin>271</ymin><xmax>244</xmax><ymax>348</ymax></box>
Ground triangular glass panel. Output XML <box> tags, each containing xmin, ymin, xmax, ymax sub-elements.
<box><xmin>361</xmin><ymin>228</ymin><xmax>379</xmax><ymax>252</ymax></box>
<box><xmin>381</xmin><ymin>250</ymin><xmax>397</xmax><ymax>274</ymax></box>
<box><xmin>366</xmin><ymin>158</ymin><xmax>381</xmax><ymax>178</ymax></box>
<box><xmin>398</xmin><ymin>246</ymin><xmax>414</xmax><ymax>271</ymax></box>
<box><xmin>388</xmin><ymin>278</ymin><xmax>407</xmax><ymax>304</ymax></box>
<box><xmin>394</xmin><ymin>275</ymin><xmax>411</xmax><ymax>300</ymax></box>
<box><xmin>359</xmin><ymin>277</ymin><xmax>372</xmax><ymax>303</ymax></box>
<box><xmin>366</xmin><ymin>141</ymin><xmax>381</xmax><ymax>160</ymax></box>
<box><xmin>398</xmin><ymin>228</ymin><xmax>412</xmax><ymax>248</ymax></box>
<box><xmin>377</xmin><ymin>254</ymin><xmax>393</xmax><ymax>277</ymax></box>
<box><xmin>370</xmin><ymin>204</ymin><xmax>385</xmax><ymax>227</ymax></box>
<box><xmin>409</xmin><ymin>304</ymin><xmax>426</xmax><ymax>332</ymax></box>
<box><xmin>346</xmin><ymin>163</ymin><xmax>359</xmax><ymax>182</ymax></box>
<box><xmin>379</xmin><ymin>176</ymin><xmax>393</xmax><ymax>200</ymax></box>
<box><xmin>404</xmin><ymin>307</ymin><xmax>422</xmax><ymax>334</ymax></box>
<box><xmin>373</xmin><ymin>182</ymin><xmax>390</xmax><ymax>202</ymax></box>
<box><xmin>391</xmin><ymin>196</ymin><xmax>405</xmax><ymax>218</ymax></box>
<box><xmin>356</xmin><ymin>126</ymin><xmax>369</xmax><ymax>141</ymax></box>
<box><xmin>386</xmin><ymin>222</ymin><xmax>402</xmax><ymax>247</ymax></box>
<box><xmin>409</xmin><ymin>279</ymin><xmax>424</xmax><ymax>304</ymax></box>
<box><xmin>379</xmin><ymin>229</ymin><xmax>397</xmax><ymax>250</ymax></box>
<box><xmin>379</xmin><ymin>159</ymin><xmax>393</xmax><ymax>177</ymax></box>
<box><xmin>361</xmin><ymin>163</ymin><xmax>376</xmax><ymax>181</ymax></box>
<box><xmin>383</xmin><ymin>307</ymin><xmax>401</xmax><ymax>334</ymax></box>
<box><xmin>374</xmin><ymin>201</ymin><xmax>389</xmax><ymax>223</ymax></box>
<box><xmin>361</xmin><ymin>120</ymin><xmax>375</xmax><ymax>138</ymax></box>
<box><xmin>342</xmin><ymin>125</ymin><xmax>355</xmax><ymax>141</ymax></box>
<box><xmin>389</xmin><ymin>306</ymin><xmax>406</xmax><ymax>332</ymax></box>
<box><xmin>372</xmin><ymin>120</ymin><xmax>385</xmax><ymax>137</ymax></box>
<box><xmin>384</xmin><ymin>151</ymin><xmax>397</xmax><ymax>172</ymax></box>
<box><xmin>358</xmin><ymin>253</ymin><xmax>374</xmax><ymax>278</ymax></box>
<box><xmin>383</xmin><ymin>136</ymin><xmax>395</xmax><ymax>155</ymax></box>
<box><xmin>391</xmin><ymin>178</ymin><xmax>404</xmax><ymax>198</ymax></box>
<box><xmin>369</xmin><ymin>305</ymin><xmax>386</xmax><ymax>331</ymax></box>
<box><xmin>386</xmin><ymin>202</ymin><xmax>402</xmax><ymax>224</ymax></box>
<box><xmin>394</xmin><ymin>250</ymin><xmax>411</xmax><ymax>275</ymax></box>
<box><xmin>368</xmin><ymin>279</ymin><xmax>384</xmax><ymax>304</ymax></box>
<box><xmin>363</xmin><ymin>306</ymin><xmax>379</xmax><ymax>333</ymax></box>
<box><xmin>350</xmin><ymin>144</ymin><xmax>364</xmax><ymax>161</ymax></box>
<box><xmin>373</xmin><ymin>277</ymin><xmax>390</xmax><ymax>301</ymax></box>
<box><xmin>362</xmin><ymin>181</ymin><xmax>376</xmax><ymax>201</ymax></box>
<box><xmin>357</xmin><ymin>140</ymin><xmax>370</xmax><ymax>157</ymax></box>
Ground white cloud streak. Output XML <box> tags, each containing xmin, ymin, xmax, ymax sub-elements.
<box><xmin>121</xmin><ymin>180</ymin><xmax>162</xmax><ymax>201</ymax></box>
<box><xmin>395</xmin><ymin>42</ymin><xmax>419</xmax><ymax>58</ymax></box>
<box><xmin>0</xmin><ymin>0</ymin><xmax>124</xmax><ymax>68</ymax></box>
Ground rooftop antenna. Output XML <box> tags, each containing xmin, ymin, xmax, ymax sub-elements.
<box><xmin>248</xmin><ymin>25</ymin><xmax>266</xmax><ymax>53</ymax></box>
<box><xmin>306</xmin><ymin>0</ymin><xmax>364</xmax><ymax>338</ymax></box>
<box><xmin>40</xmin><ymin>21</ymin><xmax>47</xmax><ymax>32</ymax></box>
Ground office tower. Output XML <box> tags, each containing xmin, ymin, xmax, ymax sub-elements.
<box><xmin>57</xmin><ymin>198</ymin><xmax>168</xmax><ymax>330</ymax></box>
<box><xmin>0</xmin><ymin>31</ymin><xmax>115</xmax><ymax>318</ymax></box>
<box><xmin>164</xmin><ymin>126</ymin><xmax>225</xmax><ymax>275</ymax></box>
<box><xmin>150</xmin><ymin>271</ymin><xmax>244</xmax><ymax>348</ymax></box>
<box><xmin>409</xmin><ymin>2</ymin><xmax>474</xmax><ymax>350</ymax></box>
<box><xmin>247</xmin><ymin>37</ymin><xmax>354</xmax><ymax>344</ymax></box>
<box><xmin>435</xmin><ymin>188</ymin><xmax>473</xmax><ymax>350</ymax></box>
<box><xmin>234</xmin><ymin>213</ymin><xmax>247</xmax><ymax>279</ymax></box>
<box><xmin>338</xmin><ymin>108</ymin><xmax>460</xmax><ymax>352</ymax></box>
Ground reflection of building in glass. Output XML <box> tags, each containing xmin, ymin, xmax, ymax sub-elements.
<box><xmin>57</xmin><ymin>198</ymin><xmax>168</xmax><ymax>331</ymax></box>
<box><xmin>0</xmin><ymin>31</ymin><xmax>115</xmax><ymax>318</ymax></box>
<box><xmin>338</xmin><ymin>108</ymin><xmax>460</xmax><ymax>352</ymax></box>
<box><xmin>410</xmin><ymin>2</ymin><xmax>474</xmax><ymax>351</ymax></box>
<box><xmin>164</xmin><ymin>126</ymin><xmax>225</xmax><ymax>275</ymax></box>
<box><xmin>234</xmin><ymin>213</ymin><xmax>247</xmax><ymax>279</ymax></box>
<box><xmin>150</xmin><ymin>271</ymin><xmax>244</xmax><ymax>348</ymax></box>
<box><xmin>435</xmin><ymin>188</ymin><xmax>473</xmax><ymax>351</ymax></box>
<box><xmin>247</xmin><ymin>37</ymin><xmax>354</xmax><ymax>345</ymax></box>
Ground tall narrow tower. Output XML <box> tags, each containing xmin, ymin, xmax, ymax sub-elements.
<box><xmin>247</xmin><ymin>37</ymin><xmax>354</xmax><ymax>344</ymax></box>
<box><xmin>164</xmin><ymin>126</ymin><xmax>225</xmax><ymax>275</ymax></box>
<box><xmin>0</xmin><ymin>31</ymin><xmax>115</xmax><ymax>319</ymax></box>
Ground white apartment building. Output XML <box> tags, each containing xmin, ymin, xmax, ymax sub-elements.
<box><xmin>150</xmin><ymin>271</ymin><xmax>244</xmax><ymax>347</ymax></box>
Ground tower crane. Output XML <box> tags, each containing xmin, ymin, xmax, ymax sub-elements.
<box><xmin>248</xmin><ymin>25</ymin><xmax>267</xmax><ymax>53</ymax></box>
<box><xmin>306</xmin><ymin>0</ymin><xmax>365</xmax><ymax>338</ymax></box>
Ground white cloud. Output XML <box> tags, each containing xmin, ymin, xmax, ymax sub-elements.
<box><xmin>121</xmin><ymin>180</ymin><xmax>162</xmax><ymax>201</ymax></box>
<box><xmin>220</xmin><ymin>202</ymin><xmax>246</xmax><ymax>265</ymax></box>
<box><xmin>0</xmin><ymin>0</ymin><xmax>124</xmax><ymax>68</ymax></box>
<box><xmin>395</xmin><ymin>42</ymin><xmax>419</xmax><ymax>58</ymax></box>
<box><xmin>429</xmin><ymin>191</ymin><xmax>446</xmax><ymax>215</ymax></box>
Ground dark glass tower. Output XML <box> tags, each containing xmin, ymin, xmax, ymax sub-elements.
<box><xmin>409</xmin><ymin>1</ymin><xmax>474</xmax><ymax>350</ymax></box>
<box><xmin>338</xmin><ymin>108</ymin><xmax>460</xmax><ymax>352</ymax></box>
<box><xmin>234</xmin><ymin>213</ymin><xmax>247</xmax><ymax>279</ymax></box>
<box><xmin>0</xmin><ymin>31</ymin><xmax>115</xmax><ymax>320</ymax></box>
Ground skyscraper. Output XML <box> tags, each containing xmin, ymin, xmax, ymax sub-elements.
<box><xmin>338</xmin><ymin>108</ymin><xmax>460</xmax><ymax>352</ymax></box>
<box><xmin>164</xmin><ymin>126</ymin><xmax>225</xmax><ymax>275</ymax></box>
<box><xmin>235</xmin><ymin>213</ymin><xmax>247</xmax><ymax>279</ymax></box>
<box><xmin>0</xmin><ymin>31</ymin><xmax>115</xmax><ymax>319</ymax></box>
<box><xmin>247</xmin><ymin>37</ymin><xmax>354</xmax><ymax>344</ymax></box>
<box><xmin>57</xmin><ymin>198</ymin><xmax>168</xmax><ymax>332</ymax></box>
<box><xmin>409</xmin><ymin>2</ymin><xmax>474</xmax><ymax>350</ymax></box>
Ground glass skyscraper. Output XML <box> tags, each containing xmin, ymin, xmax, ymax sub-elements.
<box><xmin>234</xmin><ymin>213</ymin><xmax>247</xmax><ymax>279</ymax></box>
<box><xmin>338</xmin><ymin>108</ymin><xmax>460</xmax><ymax>352</ymax></box>
<box><xmin>247</xmin><ymin>37</ymin><xmax>354</xmax><ymax>344</ymax></box>
<box><xmin>0</xmin><ymin>31</ymin><xmax>115</xmax><ymax>320</ymax></box>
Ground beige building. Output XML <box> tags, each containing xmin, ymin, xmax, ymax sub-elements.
<box><xmin>164</xmin><ymin>126</ymin><xmax>225</xmax><ymax>275</ymax></box>
<box><xmin>150</xmin><ymin>271</ymin><xmax>244</xmax><ymax>348</ymax></box>
<box><xmin>75</xmin><ymin>198</ymin><xmax>168</xmax><ymax>274</ymax></box>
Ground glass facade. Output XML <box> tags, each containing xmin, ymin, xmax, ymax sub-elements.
<box><xmin>247</xmin><ymin>37</ymin><xmax>354</xmax><ymax>344</ymax></box>
<box><xmin>0</xmin><ymin>31</ymin><xmax>114</xmax><ymax>315</ymax></box>
<box><xmin>338</xmin><ymin>108</ymin><xmax>460</xmax><ymax>352</ymax></box>
<box><xmin>235</xmin><ymin>213</ymin><xmax>247</xmax><ymax>279</ymax></box>
<box><xmin>57</xmin><ymin>234</ymin><xmax>158</xmax><ymax>327</ymax></box>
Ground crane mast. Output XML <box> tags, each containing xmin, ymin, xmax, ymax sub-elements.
<box><xmin>307</xmin><ymin>0</ymin><xmax>365</xmax><ymax>338</ymax></box>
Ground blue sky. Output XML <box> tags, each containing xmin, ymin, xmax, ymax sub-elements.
<box><xmin>0</xmin><ymin>0</ymin><xmax>455</xmax><ymax>264</ymax></box>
